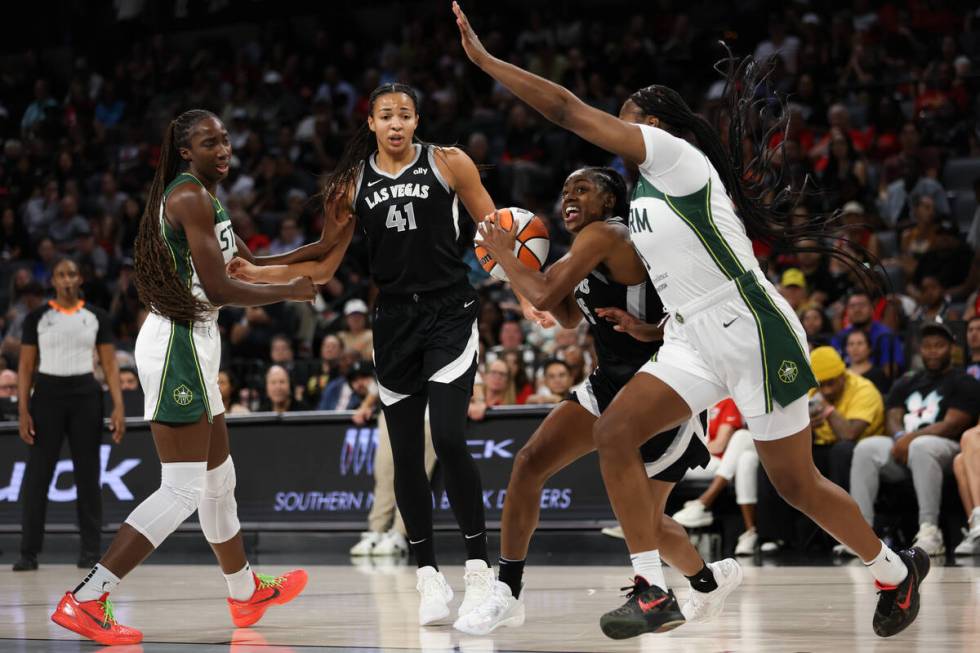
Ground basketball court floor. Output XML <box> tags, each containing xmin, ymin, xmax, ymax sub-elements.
<box><xmin>2</xmin><ymin>556</ymin><xmax>977</xmax><ymax>652</ymax></box>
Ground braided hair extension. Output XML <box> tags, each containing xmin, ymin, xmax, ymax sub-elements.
<box><xmin>134</xmin><ymin>109</ymin><xmax>218</xmax><ymax>323</ymax></box>
<box><xmin>628</xmin><ymin>47</ymin><xmax>882</xmax><ymax>291</ymax></box>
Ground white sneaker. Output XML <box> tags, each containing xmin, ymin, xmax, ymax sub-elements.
<box><xmin>371</xmin><ymin>530</ymin><xmax>408</xmax><ymax>556</ymax></box>
<box><xmin>734</xmin><ymin>528</ymin><xmax>757</xmax><ymax>556</ymax></box>
<box><xmin>953</xmin><ymin>525</ymin><xmax>980</xmax><ymax>556</ymax></box>
<box><xmin>673</xmin><ymin>500</ymin><xmax>714</xmax><ymax>528</ymax></box>
<box><xmin>912</xmin><ymin>523</ymin><xmax>945</xmax><ymax>556</ymax></box>
<box><xmin>760</xmin><ymin>540</ymin><xmax>782</xmax><ymax>554</ymax></box>
<box><xmin>681</xmin><ymin>558</ymin><xmax>743</xmax><ymax>624</ymax></box>
<box><xmin>350</xmin><ymin>531</ymin><xmax>382</xmax><ymax>556</ymax></box>
<box><xmin>601</xmin><ymin>525</ymin><xmax>625</xmax><ymax>539</ymax></box>
<box><xmin>454</xmin><ymin>581</ymin><xmax>526</xmax><ymax>635</ymax></box>
<box><xmin>458</xmin><ymin>559</ymin><xmax>495</xmax><ymax>618</ymax></box>
<box><xmin>417</xmin><ymin>566</ymin><xmax>454</xmax><ymax>626</ymax></box>
<box><xmin>833</xmin><ymin>542</ymin><xmax>858</xmax><ymax>557</ymax></box>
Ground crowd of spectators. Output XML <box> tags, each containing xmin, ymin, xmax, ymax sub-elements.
<box><xmin>1</xmin><ymin>0</ymin><xmax>979</xmax><ymax>556</ymax></box>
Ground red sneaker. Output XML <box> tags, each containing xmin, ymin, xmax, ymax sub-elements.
<box><xmin>51</xmin><ymin>591</ymin><xmax>142</xmax><ymax>645</ymax></box>
<box><xmin>227</xmin><ymin>570</ymin><xmax>308</xmax><ymax>628</ymax></box>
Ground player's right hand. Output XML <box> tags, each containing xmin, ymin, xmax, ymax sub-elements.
<box><xmin>18</xmin><ymin>410</ymin><xmax>35</xmax><ymax>445</ymax></box>
<box><xmin>287</xmin><ymin>276</ymin><xmax>317</xmax><ymax>302</ymax></box>
<box><xmin>452</xmin><ymin>2</ymin><xmax>491</xmax><ymax>67</ymax></box>
<box><xmin>227</xmin><ymin>257</ymin><xmax>258</xmax><ymax>282</ymax></box>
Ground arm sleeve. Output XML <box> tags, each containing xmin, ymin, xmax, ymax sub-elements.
<box><xmin>636</xmin><ymin>124</ymin><xmax>710</xmax><ymax>196</ymax></box>
<box><xmin>20</xmin><ymin>307</ymin><xmax>41</xmax><ymax>346</ymax></box>
<box><xmin>92</xmin><ymin>307</ymin><xmax>114</xmax><ymax>344</ymax></box>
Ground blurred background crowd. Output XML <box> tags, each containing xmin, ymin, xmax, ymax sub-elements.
<box><xmin>0</xmin><ymin>0</ymin><xmax>977</xmax><ymax>417</ymax></box>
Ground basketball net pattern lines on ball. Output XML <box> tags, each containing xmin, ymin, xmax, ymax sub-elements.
<box><xmin>474</xmin><ymin>207</ymin><xmax>550</xmax><ymax>281</ymax></box>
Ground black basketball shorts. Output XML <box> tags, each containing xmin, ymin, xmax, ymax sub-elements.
<box><xmin>372</xmin><ymin>281</ymin><xmax>479</xmax><ymax>406</ymax></box>
<box><xmin>571</xmin><ymin>366</ymin><xmax>711</xmax><ymax>482</ymax></box>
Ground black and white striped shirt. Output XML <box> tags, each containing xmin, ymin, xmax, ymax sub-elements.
<box><xmin>21</xmin><ymin>301</ymin><xmax>112</xmax><ymax>376</ymax></box>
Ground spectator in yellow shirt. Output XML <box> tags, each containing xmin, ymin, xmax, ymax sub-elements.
<box><xmin>808</xmin><ymin>346</ymin><xmax>885</xmax><ymax>491</ymax></box>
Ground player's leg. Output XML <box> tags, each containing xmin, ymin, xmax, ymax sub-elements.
<box><xmin>750</xmin><ymin>401</ymin><xmax>929</xmax><ymax>638</ymax></box>
<box><xmin>54</xmin><ymin>415</ymin><xmax>212</xmax><ymax>645</ymax></box>
<box><xmin>201</xmin><ymin>414</ymin><xmax>307</xmax><ymax>627</ymax></box>
<box><xmin>453</xmin><ymin>400</ymin><xmax>597</xmax><ymax>635</ymax></box>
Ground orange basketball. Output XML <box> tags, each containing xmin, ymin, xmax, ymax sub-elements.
<box><xmin>474</xmin><ymin>207</ymin><xmax>550</xmax><ymax>281</ymax></box>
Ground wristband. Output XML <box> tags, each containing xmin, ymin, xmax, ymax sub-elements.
<box><xmin>893</xmin><ymin>430</ymin><xmax>905</xmax><ymax>440</ymax></box>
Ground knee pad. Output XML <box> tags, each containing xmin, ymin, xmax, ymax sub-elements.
<box><xmin>199</xmin><ymin>456</ymin><xmax>241</xmax><ymax>544</ymax></box>
<box><xmin>124</xmin><ymin>462</ymin><xmax>207</xmax><ymax>548</ymax></box>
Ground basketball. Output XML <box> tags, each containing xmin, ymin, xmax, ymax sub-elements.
<box><xmin>474</xmin><ymin>207</ymin><xmax>550</xmax><ymax>281</ymax></box>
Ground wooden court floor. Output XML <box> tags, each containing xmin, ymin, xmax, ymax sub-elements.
<box><xmin>0</xmin><ymin>562</ymin><xmax>977</xmax><ymax>652</ymax></box>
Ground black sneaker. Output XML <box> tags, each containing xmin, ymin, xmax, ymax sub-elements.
<box><xmin>599</xmin><ymin>576</ymin><xmax>685</xmax><ymax>639</ymax></box>
<box><xmin>12</xmin><ymin>555</ymin><xmax>38</xmax><ymax>571</ymax></box>
<box><xmin>873</xmin><ymin>547</ymin><xmax>930</xmax><ymax>638</ymax></box>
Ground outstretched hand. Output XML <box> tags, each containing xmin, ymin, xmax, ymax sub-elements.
<box><xmin>595</xmin><ymin>307</ymin><xmax>664</xmax><ymax>342</ymax></box>
<box><xmin>452</xmin><ymin>2</ymin><xmax>491</xmax><ymax>67</ymax></box>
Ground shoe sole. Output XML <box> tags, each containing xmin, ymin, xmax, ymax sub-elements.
<box><xmin>600</xmin><ymin>614</ymin><xmax>686</xmax><ymax>639</ymax></box>
<box><xmin>231</xmin><ymin>573</ymin><xmax>309</xmax><ymax>628</ymax></box>
<box><xmin>420</xmin><ymin>605</ymin><xmax>451</xmax><ymax>626</ymax></box>
<box><xmin>454</xmin><ymin>609</ymin><xmax>526</xmax><ymax>635</ymax></box>
<box><xmin>674</xmin><ymin>517</ymin><xmax>713</xmax><ymax>528</ymax></box>
<box><xmin>600</xmin><ymin>529</ymin><xmax>625</xmax><ymax>539</ymax></box>
<box><xmin>874</xmin><ymin>549</ymin><xmax>931</xmax><ymax>638</ymax></box>
<box><xmin>52</xmin><ymin>610</ymin><xmax>141</xmax><ymax>645</ymax></box>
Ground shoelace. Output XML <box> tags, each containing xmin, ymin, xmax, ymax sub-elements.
<box><xmin>619</xmin><ymin>578</ymin><xmax>648</xmax><ymax>600</ymax></box>
<box><xmin>464</xmin><ymin>569</ymin><xmax>494</xmax><ymax>593</ymax></box>
<box><xmin>98</xmin><ymin>596</ymin><xmax>117</xmax><ymax>627</ymax></box>
<box><xmin>256</xmin><ymin>573</ymin><xmax>284</xmax><ymax>590</ymax></box>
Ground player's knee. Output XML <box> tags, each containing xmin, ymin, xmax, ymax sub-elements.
<box><xmin>431</xmin><ymin>430</ymin><xmax>469</xmax><ymax>462</ymax></box>
<box><xmin>200</xmin><ymin>456</ymin><xmax>240</xmax><ymax>544</ymax></box>
<box><xmin>768</xmin><ymin>470</ymin><xmax>812</xmax><ymax>509</ymax></box>
<box><xmin>592</xmin><ymin>414</ymin><xmax>632</xmax><ymax>454</ymax></box>
<box><xmin>124</xmin><ymin>461</ymin><xmax>207</xmax><ymax>548</ymax></box>
<box><xmin>512</xmin><ymin>444</ymin><xmax>547</xmax><ymax>484</ymax></box>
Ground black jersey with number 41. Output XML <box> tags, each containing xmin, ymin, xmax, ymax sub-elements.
<box><xmin>574</xmin><ymin>216</ymin><xmax>665</xmax><ymax>384</ymax></box>
<box><xmin>354</xmin><ymin>144</ymin><xmax>474</xmax><ymax>295</ymax></box>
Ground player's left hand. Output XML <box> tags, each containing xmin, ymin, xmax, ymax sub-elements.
<box><xmin>226</xmin><ymin>257</ymin><xmax>259</xmax><ymax>282</ymax></box>
<box><xmin>477</xmin><ymin>212</ymin><xmax>517</xmax><ymax>259</ymax></box>
<box><xmin>452</xmin><ymin>2</ymin><xmax>491</xmax><ymax>67</ymax></box>
<box><xmin>596</xmin><ymin>306</ymin><xmax>662</xmax><ymax>342</ymax></box>
<box><xmin>109</xmin><ymin>405</ymin><xmax>126</xmax><ymax>444</ymax></box>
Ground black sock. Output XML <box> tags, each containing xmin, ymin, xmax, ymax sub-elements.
<box><xmin>411</xmin><ymin>537</ymin><xmax>437</xmax><ymax>570</ymax></box>
<box><xmin>685</xmin><ymin>562</ymin><xmax>718</xmax><ymax>593</ymax></box>
<box><xmin>497</xmin><ymin>557</ymin><xmax>525</xmax><ymax>599</ymax></box>
<box><xmin>463</xmin><ymin>531</ymin><xmax>489</xmax><ymax>563</ymax></box>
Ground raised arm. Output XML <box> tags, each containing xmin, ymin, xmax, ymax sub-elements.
<box><xmin>168</xmin><ymin>186</ymin><xmax>315</xmax><ymax>306</ymax></box>
<box><xmin>453</xmin><ymin>2</ymin><xmax>645</xmax><ymax>164</ymax></box>
<box><xmin>252</xmin><ymin>184</ymin><xmax>356</xmax><ymax>266</ymax></box>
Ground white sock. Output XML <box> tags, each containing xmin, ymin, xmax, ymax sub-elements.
<box><xmin>971</xmin><ymin>507</ymin><xmax>980</xmax><ymax>529</ymax></box>
<box><xmin>224</xmin><ymin>562</ymin><xmax>255</xmax><ymax>601</ymax></box>
<box><xmin>73</xmin><ymin>564</ymin><xmax>121</xmax><ymax>602</ymax></box>
<box><xmin>629</xmin><ymin>549</ymin><xmax>667</xmax><ymax>591</ymax></box>
<box><xmin>863</xmin><ymin>541</ymin><xmax>908</xmax><ymax>587</ymax></box>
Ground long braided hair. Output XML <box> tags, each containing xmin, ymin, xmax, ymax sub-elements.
<box><xmin>321</xmin><ymin>83</ymin><xmax>421</xmax><ymax>210</ymax></box>
<box><xmin>628</xmin><ymin>50</ymin><xmax>880</xmax><ymax>290</ymax></box>
<box><xmin>134</xmin><ymin>109</ymin><xmax>218</xmax><ymax>323</ymax></box>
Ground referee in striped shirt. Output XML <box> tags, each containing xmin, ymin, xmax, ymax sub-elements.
<box><xmin>13</xmin><ymin>259</ymin><xmax>125</xmax><ymax>571</ymax></box>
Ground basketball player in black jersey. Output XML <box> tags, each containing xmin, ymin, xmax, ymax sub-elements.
<box><xmin>227</xmin><ymin>83</ymin><xmax>500</xmax><ymax>626</ymax></box>
<box><xmin>454</xmin><ymin>168</ymin><xmax>742</xmax><ymax>637</ymax></box>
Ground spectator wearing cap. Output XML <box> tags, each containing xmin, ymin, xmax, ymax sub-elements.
<box><xmin>837</xmin><ymin>201</ymin><xmax>879</xmax><ymax>262</ymax></box>
<box><xmin>318</xmin><ymin>360</ymin><xmax>375</xmax><ymax>411</ymax></box>
<box><xmin>338</xmin><ymin>298</ymin><xmax>373</xmax><ymax>360</ymax></box>
<box><xmin>778</xmin><ymin>268</ymin><xmax>808</xmax><ymax>313</ymax></box>
<box><xmin>832</xmin><ymin>290</ymin><xmax>905</xmax><ymax>378</ymax></box>
<box><xmin>808</xmin><ymin>346</ymin><xmax>884</xmax><ymax>490</ymax></box>
<box><xmin>848</xmin><ymin>322</ymin><xmax>980</xmax><ymax>557</ymax></box>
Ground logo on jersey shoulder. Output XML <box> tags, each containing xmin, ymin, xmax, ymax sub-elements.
<box><xmin>412</xmin><ymin>167</ymin><xmax>428</xmax><ymax>175</ymax></box>
<box><xmin>364</xmin><ymin>183</ymin><xmax>430</xmax><ymax>209</ymax></box>
<box><xmin>777</xmin><ymin>360</ymin><xmax>799</xmax><ymax>384</ymax></box>
<box><xmin>629</xmin><ymin>207</ymin><xmax>652</xmax><ymax>233</ymax></box>
<box><xmin>173</xmin><ymin>384</ymin><xmax>194</xmax><ymax>406</ymax></box>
